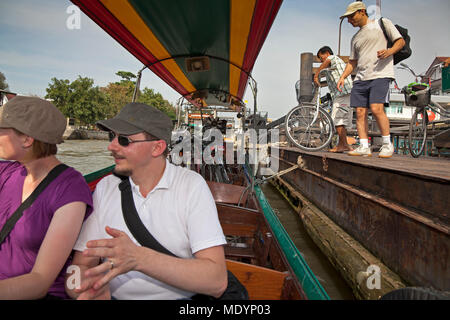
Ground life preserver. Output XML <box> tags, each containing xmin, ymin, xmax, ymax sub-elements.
<box><xmin>426</xmin><ymin>110</ymin><xmax>436</xmax><ymax>122</ymax></box>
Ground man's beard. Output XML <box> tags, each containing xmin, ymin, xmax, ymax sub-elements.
<box><xmin>111</xmin><ymin>152</ymin><xmax>132</xmax><ymax>176</ymax></box>
<box><xmin>113</xmin><ymin>167</ymin><xmax>132</xmax><ymax>177</ymax></box>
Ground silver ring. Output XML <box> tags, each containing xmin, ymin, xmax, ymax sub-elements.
<box><xmin>109</xmin><ymin>260</ymin><xmax>114</xmax><ymax>270</ymax></box>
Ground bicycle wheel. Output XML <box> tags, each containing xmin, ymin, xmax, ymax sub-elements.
<box><xmin>285</xmin><ymin>103</ymin><xmax>334</xmax><ymax>151</ymax></box>
<box><xmin>408</xmin><ymin>107</ymin><xmax>428</xmax><ymax>158</ymax></box>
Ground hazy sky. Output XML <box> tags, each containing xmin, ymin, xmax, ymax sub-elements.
<box><xmin>1</xmin><ymin>0</ymin><xmax>449</xmax><ymax>119</ymax></box>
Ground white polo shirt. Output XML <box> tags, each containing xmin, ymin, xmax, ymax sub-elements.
<box><xmin>74</xmin><ymin>160</ymin><xmax>226</xmax><ymax>299</ymax></box>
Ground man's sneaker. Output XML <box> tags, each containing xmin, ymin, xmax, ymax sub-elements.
<box><xmin>348</xmin><ymin>145</ymin><xmax>372</xmax><ymax>157</ymax></box>
<box><xmin>378</xmin><ymin>143</ymin><xmax>394</xmax><ymax>158</ymax></box>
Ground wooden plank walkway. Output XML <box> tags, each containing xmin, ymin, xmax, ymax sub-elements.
<box><xmin>279</xmin><ymin>146</ymin><xmax>450</xmax><ymax>181</ymax></box>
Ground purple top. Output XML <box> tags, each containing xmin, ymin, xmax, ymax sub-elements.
<box><xmin>0</xmin><ymin>161</ymin><xmax>93</xmax><ymax>299</ymax></box>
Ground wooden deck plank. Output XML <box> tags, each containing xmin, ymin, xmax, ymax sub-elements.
<box><xmin>277</xmin><ymin>146</ymin><xmax>450</xmax><ymax>181</ymax></box>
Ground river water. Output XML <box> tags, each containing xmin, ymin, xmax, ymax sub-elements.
<box><xmin>57</xmin><ymin>139</ymin><xmax>353</xmax><ymax>299</ymax></box>
<box><xmin>56</xmin><ymin>140</ymin><xmax>113</xmax><ymax>175</ymax></box>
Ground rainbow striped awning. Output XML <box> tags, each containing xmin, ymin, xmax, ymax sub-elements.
<box><xmin>71</xmin><ymin>0</ymin><xmax>282</xmax><ymax>107</ymax></box>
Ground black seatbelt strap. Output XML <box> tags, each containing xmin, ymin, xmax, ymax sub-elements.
<box><xmin>116</xmin><ymin>174</ymin><xmax>176</xmax><ymax>257</ymax></box>
<box><xmin>0</xmin><ymin>164</ymin><xmax>69</xmax><ymax>245</ymax></box>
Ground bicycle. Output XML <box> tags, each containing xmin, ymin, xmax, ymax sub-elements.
<box><xmin>398</xmin><ymin>63</ymin><xmax>450</xmax><ymax>158</ymax></box>
<box><xmin>170</xmin><ymin>116</ymin><xmax>233</xmax><ymax>183</ymax></box>
<box><xmin>285</xmin><ymin>69</ymin><xmax>335</xmax><ymax>151</ymax></box>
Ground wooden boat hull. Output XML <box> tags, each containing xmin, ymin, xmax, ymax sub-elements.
<box><xmin>272</xmin><ymin>146</ymin><xmax>450</xmax><ymax>296</ymax></box>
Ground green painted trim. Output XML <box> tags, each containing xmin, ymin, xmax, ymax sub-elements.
<box><xmin>84</xmin><ymin>165</ymin><xmax>115</xmax><ymax>183</ymax></box>
<box><xmin>243</xmin><ymin>162</ymin><xmax>329</xmax><ymax>300</ymax></box>
<box><xmin>254</xmin><ymin>184</ymin><xmax>330</xmax><ymax>300</ymax></box>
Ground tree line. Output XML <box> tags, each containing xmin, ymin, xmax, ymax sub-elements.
<box><xmin>44</xmin><ymin>71</ymin><xmax>176</xmax><ymax>127</ymax></box>
<box><xmin>0</xmin><ymin>72</ymin><xmax>9</xmax><ymax>91</ymax></box>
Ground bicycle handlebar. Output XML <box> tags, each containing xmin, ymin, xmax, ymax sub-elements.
<box><xmin>398</xmin><ymin>63</ymin><xmax>443</xmax><ymax>83</ymax></box>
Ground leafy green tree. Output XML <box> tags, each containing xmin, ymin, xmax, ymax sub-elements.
<box><xmin>115</xmin><ymin>71</ymin><xmax>136</xmax><ymax>83</ymax></box>
<box><xmin>0</xmin><ymin>72</ymin><xmax>10</xmax><ymax>91</ymax></box>
<box><xmin>100</xmin><ymin>70</ymin><xmax>137</xmax><ymax>118</ymax></box>
<box><xmin>68</xmin><ymin>77</ymin><xmax>108</xmax><ymax>126</ymax></box>
<box><xmin>45</xmin><ymin>76</ymin><xmax>108</xmax><ymax>126</ymax></box>
<box><xmin>101</xmin><ymin>81</ymin><xmax>135</xmax><ymax>118</ymax></box>
<box><xmin>138</xmin><ymin>87</ymin><xmax>176</xmax><ymax>119</ymax></box>
<box><xmin>45</xmin><ymin>71</ymin><xmax>176</xmax><ymax>128</ymax></box>
<box><xmin>45</xmin><ymin>78</ymin><xmax>70</xmax><ymax>112</ymax></box>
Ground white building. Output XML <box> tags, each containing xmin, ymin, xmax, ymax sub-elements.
<box><xmin>386</xmin><ymin>93</ymin><xmax>450</xmax><ymax>121</ymax></box>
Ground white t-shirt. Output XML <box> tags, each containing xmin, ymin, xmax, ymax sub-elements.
<box><xmin>350</xmin><ymin>18</ymin><xmax>402</xmax><ymax>81</ymax></box>
<box><xmin>74</xmin><ymin>160</ymin><xmax>227</xmax><ymax>299</ymax></box>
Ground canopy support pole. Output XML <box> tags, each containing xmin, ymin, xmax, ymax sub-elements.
<box><xmin>338</xmin><ymin>18</ymin><xmax>344</xmax><ymax>56</ymax></box>
<box><xmin>175</xmin><ymin>96</ymin><xmax>186</xmax><ymax>130</ymax></box>
<box><xmin>248</xmin><ymin>77</ymin><xmax>258</xmax><ymax>197</ymax></box>
<box><xmin>132</xmin><ymin>65</ymin><xmax>148</xmax><ymax>102</ymax></box>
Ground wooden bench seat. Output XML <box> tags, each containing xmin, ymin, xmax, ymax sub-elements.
<box><xmin>226</xmin><ymin>259</ymin><xmax>289</xmax><ymax>300</ymax></box>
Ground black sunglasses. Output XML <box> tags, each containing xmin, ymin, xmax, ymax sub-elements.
<box><xmin>108</xmin><ymin>131</ymin><xmax>160</xmax><ymax>147</ymax></box>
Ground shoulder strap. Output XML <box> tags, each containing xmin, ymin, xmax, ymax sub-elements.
<box><xmin>117</xmin><ymin>175</ymin><xmax>177</xmax><ymax>257</ymax></box>
<box><xmin>116</xmin><ymin>174</ymin><xmax>248</xmax><ymax>300</ymax></box>
<box><xmin>0</xmin><ymin>164</ymin><xmax>69</xmax><ymax>245</ymax></box>
<box><xmin>378</xmin><ymin>17</ymin><xmax>390</xmax><ymax>43</ymax></box>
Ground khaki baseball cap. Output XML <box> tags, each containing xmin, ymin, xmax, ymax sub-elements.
<box><xmin>0</xmin><ymin>96</ymin><xmax>66</xmax><ymax>144</ymax></box>
<box><xmin>96</xmin><ymin>102</ymin><xmax>173</xmax><ymax>145</ymax></box>
<box><xmin>340</xmin><ymin>1</ymin><xmax>366</xmax><ymax>19</ymax></box>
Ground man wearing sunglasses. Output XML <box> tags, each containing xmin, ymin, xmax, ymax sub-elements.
<box><xmin>336</xmin><ymin>1</ymin><xmax>405</xmax><ymax>158</ymax></box>
<box><xmin>67</xmin><ymin>102</ymin><xmax>227</xmax><ymax>300</ymax></box>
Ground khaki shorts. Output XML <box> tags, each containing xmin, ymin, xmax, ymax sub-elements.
<box><xmin>332</xmin><ymin>95</ymin><xmax>353</xmax><ymax>128</ymax></box>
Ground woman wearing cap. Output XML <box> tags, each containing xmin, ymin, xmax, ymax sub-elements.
<box><xmin>0</xmin><ymin>96</ymin><xmax>93</xmax><ymax>299</ymax></box>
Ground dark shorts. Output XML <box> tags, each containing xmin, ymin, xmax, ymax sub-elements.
<box><xmin>350</xmin><ymin>78</ymin><xmax>391</xmax><ymax>108</ymax></box>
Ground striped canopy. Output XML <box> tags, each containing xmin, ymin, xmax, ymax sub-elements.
<box><xmin>71</xmin><ymin>0</ymin><xmax>282</xmax><ymax>107</ymax></box>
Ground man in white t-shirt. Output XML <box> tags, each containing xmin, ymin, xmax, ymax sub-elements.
<box><xmin>336</xmin><ymin>1</ymin><xmax>405</xmax><ymax>158</ymax></box>
<box><xmin>66</xmin><ymin>102</ymin><xmax>227</xmax><ymax>300</ymax></box>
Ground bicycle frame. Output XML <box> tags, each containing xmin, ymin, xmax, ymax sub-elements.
<box><xmin>308</xmin><ymin>88</ymin><xmax>322</xmax><ymax>129</ymax></box>
<box><xmin>310</xmin><ymin>68</ymin><xmax>335</xmax><ymax>126</ymax></box>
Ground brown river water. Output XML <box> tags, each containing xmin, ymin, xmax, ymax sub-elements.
<box><xmin>56</xmin><ymin>139</ymin><xmax>113</xmax><ymax>175</ymax></box>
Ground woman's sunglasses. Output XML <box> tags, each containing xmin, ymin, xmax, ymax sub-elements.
<box><xmin>108</xmin><ymin>131</ymin><xmax>160</xmax><ymax>147</ymax></box>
